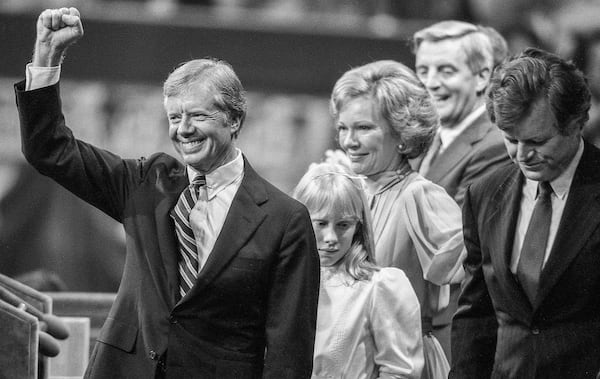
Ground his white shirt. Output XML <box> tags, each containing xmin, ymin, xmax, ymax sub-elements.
<box><xmin>187</xmin><ymin>154</ymin><xmax>243</xmax><ymax>271</ymax></box>
<box><xmin>510</xmin><ymin>139</ymin><xmax>584</xmax><ymax>273</ymax></box>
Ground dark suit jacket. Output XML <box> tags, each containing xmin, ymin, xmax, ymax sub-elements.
<box><xmin>450</xmin><ymin>141</ymin><xmax>600</xmax><ymax>379</ymax></box>
<box><xmin>412</xmin><ymin>111</ymin><xmax>509</xmax><ymax>207</ymax></box>
<box><xmin>15</xmin><ymin>81</ymin><xmax>320</xmax><ymax>379</ymax></box>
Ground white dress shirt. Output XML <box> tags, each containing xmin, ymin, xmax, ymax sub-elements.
<box><xmin>510</xmin><ymin>140</ymin><xmax>584</xmax><ymax>273</ymax></box>
<box><xmin>187</xmin><ymin>153</ymin><xmax>243</xmax><ymax>271</ymax></box>
<box><xmin>26</xmin><ymin>64</ymin><xmax>61</xmax><ymax>90</ymax></box>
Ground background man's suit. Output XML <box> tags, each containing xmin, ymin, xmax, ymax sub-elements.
<box><xmin>16</xmin><ymin>81</ymin><xmax>320</xmax><ymax>379</ymax></box>
<box><xmin>450</xmin><ymin>141</ymin><xmax>600</xmax><ymax>378</ymax></box>
<box><xmin>411</xmin><ymin>111</ymin><xmax>509</xmax><ymax>358</ymax></box>
<box><xmin>413</xmin><ymin>111</ymin><xmax>508</xmax><ymax>207</ymax></box>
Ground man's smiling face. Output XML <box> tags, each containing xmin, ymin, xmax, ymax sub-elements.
<box><xmin>165</xmin><ymin>82</ymin><xmax>238</xmax><ymax>174</ymax></box>
<box><xmin>415</xmin><ymin>38</ymin><xmax>485</xmax><ymax>128</ymax></box>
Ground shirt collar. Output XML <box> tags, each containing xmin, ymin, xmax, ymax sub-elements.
<box><xmin>524</xmin><ymin>139</ymin><xmax>584</xmax><ymax>200</ymax></box>
<box><xmin>186</xmin><ymin>148</ymin><xmax>244</xmax><ymax>199</ymax></box>
<box><xmin>439</xmin><ymin>105</ymin><xmax>486</xmax><ymax>149</ymax></box>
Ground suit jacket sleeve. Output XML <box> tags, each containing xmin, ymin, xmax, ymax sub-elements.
<box><xmin>263</xmin><ymin>205</ymin><xmax>320</xmax><ymax>378</ymax></box>
<box><xmin>449</xmin><ymin>185</ymin><xmax>498</xmax><ymax>379</ymax></box>
<box><xmin>455</xmin><ymin>135</ymin><xmax>508</xmax><ymax>207</ymax></box>
<box><xmin>15</xmin><ymin>80</ymin><xmax>136</xmax><ymax>222</ymax></box>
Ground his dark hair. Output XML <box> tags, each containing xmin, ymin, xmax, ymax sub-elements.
<box><xmin>487</xmin><ymin>48</ymin><xmax>591</xmax><ymax>134</ymax></box>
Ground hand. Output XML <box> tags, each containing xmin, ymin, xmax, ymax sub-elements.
<box><xmin>33</xmin><ymin>7</ymin><xmax>84</xmax><ymax>67</ymax></box>
<box><xmin>37</xmin><ymin>313</ymin><xmax>69</xmax><ymax>357</ymax></box>
<box><xmin>38</xmin><ymin>330</ymin><xmax>61</xmax><ymax>357</ymax></box>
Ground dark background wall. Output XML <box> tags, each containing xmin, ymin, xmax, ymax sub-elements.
<box><xmin>0</xmin><ymin>7</ymin><xmax>420</xmax><ymax>94</ymax></box>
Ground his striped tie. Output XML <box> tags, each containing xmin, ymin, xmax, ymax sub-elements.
<box><xmin>172</xmin><ymin>175</ymin><xmax>206</xmax><ymax>299</ymax></box>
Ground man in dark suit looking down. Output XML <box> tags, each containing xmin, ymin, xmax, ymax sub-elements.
<box><xmin>450</xmin><ymin>47</ymin><xmax>600</xmax><ymax>379</ymax></box>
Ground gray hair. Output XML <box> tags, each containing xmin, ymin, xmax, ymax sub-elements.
<box><xmin>478</xmin><ymin>25</ymin><xmax>509</xmax><ymax>70</ymax></box>
<box><xmin>163</xmin><ymin>58</ymin><xmax>247</xmax><ymax>137</ymax></box>
<box><xmin>413</xmin><ymin>20</ymin><xmax>493</xmax><ymax>75</ymax></box>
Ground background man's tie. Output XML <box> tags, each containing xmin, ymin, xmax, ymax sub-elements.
<box><xmin>517</xmin><ymin>181</ymin><xmax>553</xmax><ymax>304</ymax></box>
<box><xmin>419</xmin><ymin>133</ymin><xmax>442</xmax><ymax>175</ymax></box>
<box><xmin>172</xmin><ymin>175</ymin><xmax>206</xmax><ymax>299</ymax></box>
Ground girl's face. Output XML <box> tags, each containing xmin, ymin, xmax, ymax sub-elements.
<box><xmin>310</xmin><ymin>208</ymin><xmax>358</xmax><ymax>268</ymax></box>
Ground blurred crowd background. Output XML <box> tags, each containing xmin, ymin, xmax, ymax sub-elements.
<box><xmin>1</xmin><ymin>0</ymin><xmax>599</xmax><ymax>292</ymax></box>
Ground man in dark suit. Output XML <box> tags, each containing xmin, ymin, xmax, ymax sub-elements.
<box><xmin>410</xmin><ymin>20</ymin><xmax>510</xmax><ymax>360</ymax></box>
<box><xmin>451</xmin><ymin>48</ymin><xmax>600</xmax><ymax>378</ymax></box>
<box><xmin>16</xmin><ymin>7</ymin><xmax>320</xmax><ymax>379</ymax></box>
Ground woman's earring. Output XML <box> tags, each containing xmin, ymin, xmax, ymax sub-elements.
<box><xmin>397</xmin><ymin>144</ymin><xmax>405</xmax><ymax>153</ymax></box>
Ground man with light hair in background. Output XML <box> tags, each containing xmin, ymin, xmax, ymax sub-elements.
<box><xmin>410</xmin><ymin>20</ymin><xmax>511</xmax><ymax>362</ymax></box>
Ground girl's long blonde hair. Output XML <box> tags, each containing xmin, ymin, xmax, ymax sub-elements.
<box><xmin>293</xmin><ymin>162</ymin><xmax>378</xmax><ymax>281</ymax></box>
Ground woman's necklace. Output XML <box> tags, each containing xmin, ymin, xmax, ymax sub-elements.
<box><xmin>395</xmin><ymin>162</ymin><xmax>413</xmax><ymax>181</ymax></box>
<box><xmin>375</xmin><ymin>161</ymin><xmax>413</xmax><ymax>194</ymax></box>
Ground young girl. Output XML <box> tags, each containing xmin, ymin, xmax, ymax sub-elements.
<box><xmin>293</xmin><ymin>162</ymin><xmax>424</xmax><ymax>379</ymax></box>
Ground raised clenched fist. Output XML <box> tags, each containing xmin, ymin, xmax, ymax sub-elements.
<box><xmin>33</xmin><ymin>7</ymin><xmax>84</xmax><ymax>66</ymax></box>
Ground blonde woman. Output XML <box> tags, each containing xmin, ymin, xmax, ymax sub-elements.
<box><xmin>328</xmin><ymin>60</ymin><xmax>466</xmax><ymax>378</ymax></box>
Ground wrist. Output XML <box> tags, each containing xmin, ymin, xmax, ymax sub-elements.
<box><xmin>32</xmin><ymin>41</ymin><xmax>66</xmax><ymax>67</ymax></box>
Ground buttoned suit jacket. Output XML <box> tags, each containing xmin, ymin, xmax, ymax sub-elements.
<box><xmin>450</xmin><ymin>141</ymin><xmax>600</xmax><ymax>379</ymax></box>
<box><xmin>15</xmin><ymin>81</ymin><xmax>320</xmax><ymax>379</ymax></box>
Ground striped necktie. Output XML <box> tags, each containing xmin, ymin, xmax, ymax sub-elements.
<box><xmin>172</xmin><ymin>175</ymin><xmax>206</xmax><ymax>299</ymax></box>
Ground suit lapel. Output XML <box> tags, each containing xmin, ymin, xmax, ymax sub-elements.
<box><xmin>155</xmin><ymin>170</ymin><xmax>188</xmax><ymax>309</ymax></box>
<box><xmin>426</xmin><ymin>113</ymin><xmax>490</xmax><ymax>182</ymax></box>
<box><xmin>486</xmin><ymin>167</ymin><xmax>533</xmax><ymax>317</ymax></box>
<box><xmin>535</xmin><ymin>142</ymin><xmax>600</xmax><ymax>308</ymax></box>
<box><xmin>179</xmin><ymin>158</ymin><xmax>268</xmax><ymax>304</ymax></box>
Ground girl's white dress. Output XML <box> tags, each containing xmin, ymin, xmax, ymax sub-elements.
<box><xmin>312</xmin><ymin>266</ymin><xmax>424</xmax><ymax>379</ymax></box>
